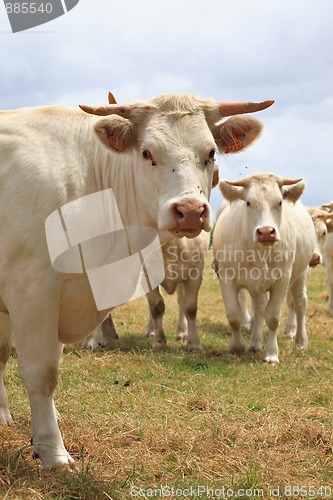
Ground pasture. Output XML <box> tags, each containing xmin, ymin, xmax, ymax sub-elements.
<box><xmin>0</xmin><ymin>252</ymin><xmax>332</xmax><ymax>499</ymax></box>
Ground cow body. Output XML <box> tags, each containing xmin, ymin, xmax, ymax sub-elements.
<box><xmin>213</xmin><ymin>173</ymin><xmax>316</xmax><ymax>363</ymax></box>
<box><xmin>0</xmin><ymin>94</ymin><xmax>270</xmax><ymax>469</ymax></box>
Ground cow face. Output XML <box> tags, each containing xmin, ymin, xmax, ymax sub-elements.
<box><xmin>80</xmin><ymin>94</ymin><xmax>273</xmax><ymax>241</ymax></box>
<box><xmin>220</xmin><ymin>173</ymin><xmax>305</xmax><ymax>246</ymax></box>
<box><xmin>307</xmin><ymin>207</ymin><xmax>332</xmax><ymax>266</ymax></box>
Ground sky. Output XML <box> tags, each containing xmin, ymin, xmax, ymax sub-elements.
<box><xmin>1</xmin><ymin>0</ymin><xmax>332</xmax><ymax>219</ymax></box>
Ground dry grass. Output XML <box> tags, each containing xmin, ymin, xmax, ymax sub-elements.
<box><xmin>1</xmin><ymin>254</ymin><xmax>333</xmax><ymax>499</ymax></box>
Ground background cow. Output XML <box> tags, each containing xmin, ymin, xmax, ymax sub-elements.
<box><xmin>213</xmin><ymin>173</ymin><xmax>316</xmax><ymax>363</ymax></box>
<box><xmin>0</xmin><ymin>94</ymin><xmax>272</xmax><ymax>469</ymax></box>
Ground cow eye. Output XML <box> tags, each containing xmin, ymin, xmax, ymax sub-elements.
<box><xmin>209</xmin><ymin>149</ymin><xmax>216</xmax><ymax>159</ymax></box>
<box><xmin>142</xmin><ymin>150</ymin><xmax>152</xmax><ymax>160</ymax></box>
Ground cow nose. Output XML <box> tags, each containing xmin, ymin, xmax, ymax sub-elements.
<box><xmin>309</xmin><ymin>252</ymin><xmax>321</xmax><ymax>267</ymax></box>
<box><xmin>172</xmin><ymin>199</ymin><xmax>208</xmax><ymax>229</ymax></box>
<box><xmin>256</xmin><ymin>226</ymin><xmax>277</xmax><ymax>244</ymax></box>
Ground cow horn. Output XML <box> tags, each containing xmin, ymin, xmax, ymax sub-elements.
<box><xmin>218</xmin><ymin>100</ymin><xmax>274</xmax><ymax>117</ymax></box>
<box><xmin>108</xmin><ymin>92</ymin><xmax>117</xmax><ymax>104</ymax></box>
<box><xmin>279</xmin><ymin>178</ymin><xmax>302</xmax><ymax>186</ymax></box>
<box><xmin>225</xmin><ymin>179</ymin><xmax>247</xmax><ymax>187</ymax></box>
<box><xmin>79</xmin><ymin>104</ymin><xmax>132</xmax><ymax>118</ymax></box>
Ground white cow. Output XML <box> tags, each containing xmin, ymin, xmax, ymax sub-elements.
<box><xmin>0</xmin><ymin>94</ymin><xmax>272</xmax><ymax>469</ymax></box>
<box><xmin>306</xmin><ymin>207</ymin><xmax>332</xmax><ymax>266</ymax></box>
<box><xmin>83</xmin><ymin>231</ymin><xmax>210</xmax><ymax>352</ymax></box>
<box><xmin>318</xmin><ymin>202</ymin><xmax>333</xmax><ymax>315</ymax></box>
<box><xmin>213</xmin><ymin>173</ymin><xmax>316</xmax><ymax>363</ymax></box>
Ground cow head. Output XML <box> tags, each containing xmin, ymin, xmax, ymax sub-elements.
<box><xmin>79</xmin><ymin>94</ymin><xmax>273</xmax><ymax>240</ymax></box>
<box><xmin>219</xmin><ymin>173</ymin><xmax>305</xmax><ymax>246</ymax></box>
<box><xmin>307</xmin><ymin>207</ymin><xmax>332</xmax><ymax>266</ymax></box>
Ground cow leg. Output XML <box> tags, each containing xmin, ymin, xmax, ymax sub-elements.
<box><xmin>0</xmin><ymin>312</ymin><xmax>13</xmax><ymax>424</ymax></box>
<box><xmin>285</xmin><ymin>288</ymin><xmax>297</xmax><ymax>339</ymax></box>
<box><xmin>326</xmin><ymin>265</ymin><xmax>333</xmax><ymax>316</ymax></box>
<box><xmin>10</xmin><ymin>289</ymin><xmax>73</xmax><ymax>470</ymax></box>
<box><xmin>146</xmin><ymin>288</ymin><xmax>166</xmax><ymax>352</ymax></box>
<box><xmin>238</xmin><ymin>288</ymin><xmax>252</xmax><ymax>330</ymax></box>
<box><xmin>289</xmin><ymin>272</ymin><xmax>308</xmax><ymax>349</ymax></box>
<box><xmin>181</xmin><ymin>278</ymin><xmax>203</xmax><ymax>353</ymax></box>
<box><xmin>220</xmin><ymin>281</ymin><xmax>246</xmax><ymax>354</ymax></box>
<box><xmin>175</xmin><ymin>283</ymin><xmax>188</xmax><ymax>342</ymax></box>
<box><xmin>263</xmin><ymin>282</ymin><xmax>289</xmax><ymax>363</ymax></box>
<box><xmin>249</xmin><ymin>293</ymin><xmax>266</xmax><ymax>352</ymax></box>
<box><xmin>82</xmin><ymin>313</ymin><xmax>118</xmax><ymax>349</ymax></box>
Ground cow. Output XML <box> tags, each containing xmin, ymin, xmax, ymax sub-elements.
<box><xmin>284</xmin><ymin>206</ymin><xmax>331</xmax><ymax>339</ymax></box>
<box><xmin>306</xmin><ymin>207</ymin><xmax>332</xmax><ymax>267</ymax></box>
<box><xmin>323</xmin><ymin>220</ymin><xmax>333</xmax><ymax>315</ymax></box>
<box><xmin>316</xmin><ymin>201</ymin><xmax>333</xmax><ymax>315</ymax></box>
<box><xmin>0</xmin><ymin>94</ymin><xmax>273</xmax><ymax>469</ymax></box>
<box><xmin>213</xmin><ymin>172</ymin><xmax>316</xmax><ymax>363</ymax></box>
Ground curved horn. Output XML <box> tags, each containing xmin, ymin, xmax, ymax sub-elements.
<box><xmin>218</xmin><ymin>100</ymin><xmax>274</xmax><ymax>117</ymax></box>
<box><xmin>279</xmin><ymin>178</ymin><xmax>302</xmax><ymax>186</ymax></box>
<box><xmin>225</xmin><ymin>178</ymin><xmax>247</xmax><ymax>187</ymax></box>
<box><xmin>79</xmin><ymin>104</ymin><xmax>132</xmax><ymax>119</ymax></box>
<box><xmin>108</xmin><ymin>91</ymin><xmax>117</xmax><ymax>104</ymax></box>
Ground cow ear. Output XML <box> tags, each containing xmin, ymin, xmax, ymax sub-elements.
<box><xmin>212</xmin><ymin>164</ymin><xmax>219</xmax><ymax>188</ymax></box>
<box><xmin>94</xmin><ymin>116</ymin><xmax>136</xmax><ymax>152</ymax></box>
<box><xmin>219</xmin><ymin>180</ymin><xmax>245</xmax><ymax>202</ymax></box>
<box><xmin>213</xmin><ymin>116</ymin><xmax>263</xmax><ymax>154</ymax></box>
<box><xmin>282</xmin><ymin>180</ymin><xmax>306</xmax><ymax>204</ymax></box>
<box><xmin>326</xmin><ymin>219</ymin><xmax>333</xmax><ymax>233</ymax></box>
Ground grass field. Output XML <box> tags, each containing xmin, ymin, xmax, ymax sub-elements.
<box><xmin>0</xmin><ymin>252</ymin><xmax>332</xmax><ymax>499</ymax></box>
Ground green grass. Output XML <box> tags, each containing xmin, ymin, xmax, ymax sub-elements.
<box><xmin>1</xmin><ymin>254</ymin><xmax>333</xmax><ymax>499</ymax></box>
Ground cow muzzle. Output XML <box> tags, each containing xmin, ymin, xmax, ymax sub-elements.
<box><xmin>169</xmin><ymin>199</ymin><xmax>210</xmax><ymax>236</ymax></box>
<box><xmin>309</xmin><ymin>252</ymin><xmax>321</xmax><ymax>268</ymax></box>
<box><xmin>255</xmin><ymin>226</ymin><xmax>278</xmax><ymax>246</ymax></box>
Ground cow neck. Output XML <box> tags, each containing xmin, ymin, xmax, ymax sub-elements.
<box><xmin>94</xmin><ymin>148</ymin><xmax>153</xmax><ymax>229</ymax></box>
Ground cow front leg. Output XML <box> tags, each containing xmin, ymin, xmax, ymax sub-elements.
<box><xmin>11</xmin><ymin>291</ymin><xmax>73</xmax><ymax>470</ymax></box>
<box><xmin>146</xmin><ymin>288</ymin><xmax>166</xmax><ymax>352</ymax></box>
<box><xmin>285</xmin><ymin>288</ymin><xmax>297</xmax><ymax>339</ymax></box>
<box><xmin>249</xmin><ymin>293</ymin><xmax>266</xmax><ymax>352</ymax></box>
<box><xmin>181</xmin><ymin>278</ymin><xmax>203</xmax><ymax>353</ymax></box>
<box><xmin>238</xmin><ymin>288</ymin><xmax>252</xmax><ymax>330</ymax></box>
<box><xmin>263</xmin><ymin>283</ymin><xmax>288</xmax><ymax>363</ymax></box>
<box><xmin>220</xmin><ymin>280</ymin><xmax>245</xmax><ymax>354</ymax></box>
<box><xmin>289</xmin><ymin>272</ymin><xmax>308</xmax><ymax>349</ymax></box>
<box><xmin>0</xmin><ymin>312</ymin><xmax>13</xmax><ymax>424</ymax></box>
<box><xmin>175</xmin><ymin>283</ymin><xmax>188</xmax><ymax>342</ymax></box>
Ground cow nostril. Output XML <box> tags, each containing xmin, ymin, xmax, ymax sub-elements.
<box><xmin>173</xmin><ymin>206</ymin><xmax>185</xmax><ymax>220</ymax></box>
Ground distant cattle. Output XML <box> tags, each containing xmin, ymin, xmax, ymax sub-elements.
<box><xmin>0</xmin><ymin>93</ymin><xmax>273</xmax><ymax>469</ymax></box>
<box><xmin>213</xmin><ymin>173</ymin><xmax>316</xmax><ymax>363</ymax></box>
<box><xmin>318</xmin><ymin>201</ymin><xmax>333</xmax><ymax>315</ymax></box>
<box><xmin>83</xmin><ymin>231</ymin><xmax>210</xmax><ymax>352</ymax></box>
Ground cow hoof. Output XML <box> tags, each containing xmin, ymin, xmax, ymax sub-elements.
<box><xmin>249</xmin><ymin>344</ymin><xmax>263</xmax><ymax>353</ymax></box>
<box><xmin>176</xmin><ymin>331</ymin><xmax>187</xmax><ymax>342</ymax></box>
<box><xmin>295</xmin><ymin>341</ymin><xmax>308</xmax><ymax>350</ymax></box>
<box><xmin>263</xmin><ymin>354</ymin><xmax>279</xmax><ymax>364</ymax></box>
<box><xmin>230</xmin><ymin>342</ymin><xmax>246</xmax><ymax>355</ymax></box>
<box><xmin>285</xmin><ymin>326</ymin><xmax>296</xmax><ymax>339</ymax></box>
<box><xmin>187</xmin><ymin>343</ymin><xmax>204</xmax><ymax>353</ymax></box>
<box><xmin>0</xmin><ymin>408</ymin><xmax>13</xmax><ymax>424</ymax></box>
<box><xmin>152</xmin><ymin>342</ymin><xmax>167</xmax><ymax>353</ymax></box>
<box><xmin>41</xmin><ymin>454</ymin><xmax>75</xmax><ymax>472</ymax></box>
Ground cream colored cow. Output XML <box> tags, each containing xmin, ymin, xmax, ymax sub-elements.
<box><xmin>0</xmin><ymin>94</ymin><xmax>272</xmax><ymax>469</ymax></box>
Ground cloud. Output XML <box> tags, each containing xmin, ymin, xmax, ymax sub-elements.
<box><xmin>0</xmin><ymin>0</ymin><xmax>332</xmax><ymax>209</ymax></box>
